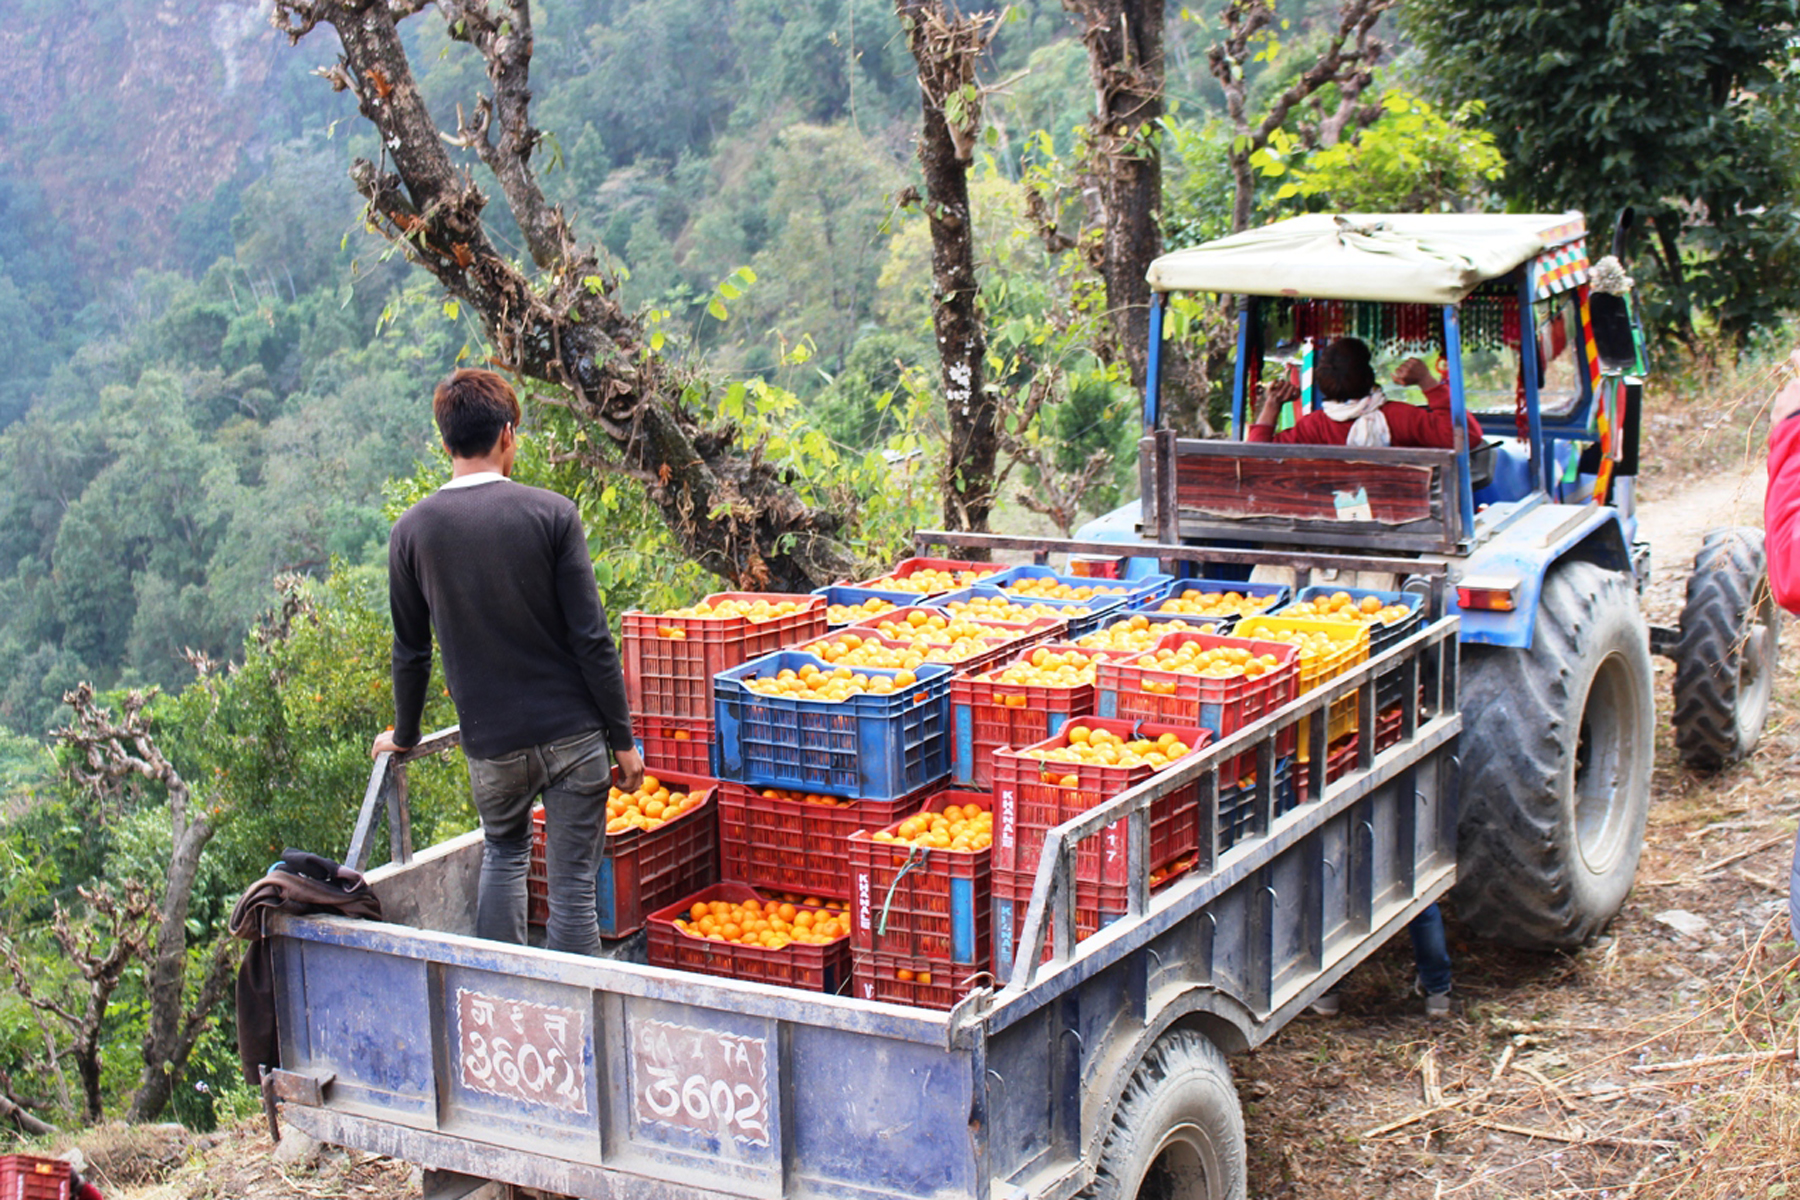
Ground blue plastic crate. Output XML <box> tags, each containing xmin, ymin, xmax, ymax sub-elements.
<box><xmin>937</xmin><ymin>584</ymin><xmax>1126</xmax><ymax>640</ymax></box>
<box><xmin>985</xmin><ymin>564</ymin><xmax>1173</xmax><ymax>606</ymax></box>
<box><xmin>1075</xmin><ymin>610</ymin><xmax>1238</xmax><ymax>648</ymax></box>
<box><xmin>810</xmin><ymin>584</ymin><xmax>919</xmax><ymax>627</ymax></box>
<box><xmin>1215</xmin><ymin>756</ymin><xmax>1297</xmax><ymax>851</ymax></box>
<box><xmin>712</xmin><ymin>653</ymin><xmax>952</xmax><ymax>800</ymax></box>
<box><xmin>1129</xmin><ymin>577</ymin><xmax>1291</xmax><ymax>616</ymax></box>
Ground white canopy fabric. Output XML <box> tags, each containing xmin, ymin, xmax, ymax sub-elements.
<box><xmin>1147</xmin><ymin>212</ymin><xmax>1587</xmax><ymax>304</ymax></box>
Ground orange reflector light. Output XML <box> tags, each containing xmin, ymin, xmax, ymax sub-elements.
<box><xmin>1456</xmin><ymin>575</ymin><xmax>1521</xmax><ymax>612</ymax></box>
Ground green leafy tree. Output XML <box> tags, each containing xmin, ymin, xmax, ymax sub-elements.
<box><xmin>1400</xmin><ymin>0</ymin><xmax>1800</xmax><ymax>347</ymax></box>
<box><xmin>1250</xmin><ymin>88</ymin><xmax>1504</xmax><ymax>211</ymax></box>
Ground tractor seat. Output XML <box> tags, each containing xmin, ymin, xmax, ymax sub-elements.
<box><xmin>1468</xmin><ymin>438</ymin><xmax>1498</xmax><ymax>492</ymax></box>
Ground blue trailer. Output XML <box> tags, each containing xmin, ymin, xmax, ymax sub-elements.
<box><xmin>260</xmin><ymin>213</ymin><xmax>1774</xmax><ymax>1199</ymax></box>
<box><xmin>263</xmin><ymin>607</ymin><xmax>1458</xmax><ymax>1200</ymax></box>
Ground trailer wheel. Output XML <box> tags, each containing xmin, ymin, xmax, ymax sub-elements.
<box><xmin>1453</xmin><ymin>559</ymin><xmax>1654</xmax><ymax>949</ymax></box>
<box><xmin>1672</xmin><ymin>528</ymin><xmax>1779</xmax><ymax>769</ymax></box>
<box><xmin>1082</xmin><ymin>1030</ymin><xmax>1245</xmax><ymax>1200</ymax></box>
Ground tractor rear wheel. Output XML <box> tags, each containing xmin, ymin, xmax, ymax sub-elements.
<box><xmin>1672</xmin><ymin>528</ymin><xmax>1778</xmax><ymax>770</ymax></box>
<box><xmin>1453</xmin><ymin>560</ymin><xmax>1654</xmax><ymax>949</ymax></box>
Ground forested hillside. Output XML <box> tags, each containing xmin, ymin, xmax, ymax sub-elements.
<box><xmin>0</xmin><ymin>0</ymin><xmax>1303</xmax><ymax>735</ymax></box>
<box><xmin>3</xmin><ymin>0</ymin><xmax>1798</xmax><ymax>1138</ymax></box>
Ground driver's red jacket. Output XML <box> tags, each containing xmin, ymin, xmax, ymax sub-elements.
<box><xmin>1765</xmin><ymin>414</ymin><xmax>1800</xmax><ymax>612</ymax></box>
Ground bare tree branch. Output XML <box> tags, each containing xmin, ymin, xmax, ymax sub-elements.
<box><xmin>269</xmin><ymin>0</ymin><xmax>858</xmax><ymax>589</ymax></box>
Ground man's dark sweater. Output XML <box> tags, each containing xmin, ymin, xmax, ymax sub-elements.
<box><xmin>389</xmin><ymin>477</ymin><xmax>635</xmax><ymax>760</ymax></box>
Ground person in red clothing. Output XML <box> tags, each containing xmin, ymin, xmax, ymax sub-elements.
<box><xmin>1763</xmin><ymin>351</ymin><xmax>1800</xmax><ymax>940</ymax></box>
<box><xmin>1765</xmin><ymin>351</ymin><xmax>1800</xmax><ymax>611</ymax></box>
<box><xmin>1248</xmin><ymin>336</ymin><xmax>1483</xmax><ymax>449</ymax></box>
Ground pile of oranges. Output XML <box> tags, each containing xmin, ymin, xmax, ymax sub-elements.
<box><xmin>1286</xmin><ymin>591</ymin><xmax>1413</xmax><ymax>626</ymax></box>
<box><xmin>1077</xmin><ymin>614</ymin><xmax>1221</xmax><ymax>652</ymax></box>
<box><xmin>605</xmin><ymin>775</ymin><xmax>705</xmax><ymax>835</ymax></box>
<box><xmin>860</xmin><ymin>566</ymin><xmax>997</xmax><ymax>593</ymax></box>
<box><xmin>871</xmin><ymin>800</ymin><xmax>993</xmax><ymax>851</ymax></box>
<box><xmin>1149</xmin><ymin>854</ymin><xmax>1197</xmax><ymax>888</ymax></box>
<box><xmin>751</xmin><ymin>786</ymin><xmax>856</xmax><ymax>808</ymax></box>
<box><xmin>862</xmin><ymin>609</ymin><xmax>1011</xmax><ymax>649</ymax></box>
<box><xmin>802</xmin><ymin>632</ymin><xmax>931</xmax><ymax>671</ymax></box>
<box><xmin>674</xmin><ymin>895</ymin><xmax>848</xmax><ymax>948</ymax></box>
<box><xmin>944</xmin><ymin>595</ymin><xmax>1090</xmax><ymax>623</ymax></box>
<box><xmin>1024</xmin><ymin>725</ymin><xmax>1195</xmax><ymax>776</ymax></box>
<box><xmin>1154</xmin><ymin>588</ymin><xmax>1282</xmax><ymax>618</ymax></box>
<box><xmin>1000</xmin><ymin>577</ymin><xmax>1127</xmax><ymax>601</ymax></box>
<box><xmin>1236</xmin><ymin>624</ymin><xmax>1360</xmax><ymax>666</ymax></box>
<box><xmin>654</xmin><ymin>596</ymin><xmax>812</xmax><ymax>638</ymax></box>
<box><xmin>976</xmin><ymin>647</ymin><xmax>1106</xmax><ymax>707</ymax></box>
<box><xmin>741</xmin><ymin>661</ymin><xmax>917</xmax><ymax>701</ymax></box>
<box><xmin>1133</xmin><ymin>641</ymin><xmax>1285</xmax><ymax>689</ymax></box>
<box><xmin>825</xmin><ymin>596</ymin><xmax>899</xmax><ymax>624</ymax></box>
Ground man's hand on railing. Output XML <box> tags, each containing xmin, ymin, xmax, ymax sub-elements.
<box><xmin>370</xmin><ymin>728</ymin><xmax>413</xmax><ymax>760</ymax></box>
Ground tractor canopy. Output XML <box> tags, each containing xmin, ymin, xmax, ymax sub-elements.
<box><xmin>1146</xmin><ymin>212</ymin><xmax>1588</xmax><ymax>304</ymax></box>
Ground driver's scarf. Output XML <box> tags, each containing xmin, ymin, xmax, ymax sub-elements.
<box><xmin>1320</xmin><ymin>386</ymin><xmax>1392</xmax><ymax>447</ymax></box>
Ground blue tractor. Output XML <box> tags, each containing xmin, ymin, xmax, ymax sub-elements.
<box><xmin>1078</xmin><ymin>210</ymin><xmax>1779</xmax><ymax>949</ymax></box>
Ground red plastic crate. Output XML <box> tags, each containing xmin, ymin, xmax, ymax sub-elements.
<box><xmin>1298</xmin><ymin>706</ymin><xmax>1406</xmax><ymax>802</ymax></box>
<box><xmin>623</xmin><ymin>592</ymin><xmax>828</xmax><ymax>720</ymax></box>
<box><xmin>646</xmin><ymin>883</ymin><xmax>851</xmax><ymax>992</ymax></box>
<box><xmin>990</xmin><ymin>866</ymin><xmax>1121</xmax><ymax>974</ymax></box>
<box><xmin>990</xmin><ymin>716</ymin><xmax>1209</xmax><ymax>887</ymax></box>
<box><xmin>850</xmin><ymin>557</ymin><xmax>1003</xmax><ymax>594</ymax></box>
<box><xmin>716</xmin><ymin>780</ymin><xmax>932</xmax><ymax>896</ymax></box>
<box><xmin>1096</xmin><ymin>632</ymin><xmax>1300</xmax><ymax>785</ymax></box>
<box><xmin>0</xmin><ymin>1157</ymin><xmax>70</xmax><ymax>1200</ymax></box>
<box><xmin>527</xmin><ymin>768</ymin><xmax>718</xmax><ymax>937</ymax></box>
<box><xmin>852</xmin><ymin>948</ymin><xmax>990</xmax><ymax>1011</ymax></box>
<box><xmin>949</xmin><ymin>644</ymin><xmax>1130</xmax><ymax>788</ymax></box>
<box><xmin>846</xmin><ymin>790</ymin><xmax>991</xmax><ymax>963</ymax></box>
<box><xmin>635</xmin><ymin>713</ymin><xmax>715</xmax><ymax>776</ymax></box>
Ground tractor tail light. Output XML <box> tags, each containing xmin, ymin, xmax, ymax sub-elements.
<box><xmin>1456</xmin><ymin>575</ymin><xmax>1520</xmax><ymax>612</ymax></box>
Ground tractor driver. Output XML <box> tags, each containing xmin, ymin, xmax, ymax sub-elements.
<box><xmin>1248</xmin><ymin>336</ymin><xmax>1484</xmax><ymax>450</ymax></box>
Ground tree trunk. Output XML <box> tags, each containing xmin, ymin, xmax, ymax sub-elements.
<box><xmin>270</xmin><ymin>0</ymin><xmax>857</xmax><ymax>591</ymax></box>
<box><xmin>895</xmin><ymin>1</ymin><xmax>999</xmax><ymax>534</ymax></box>
<box><xmin>1068</xmin><ymin>0</ymin><xmax>1165</xmax><ymax>393</ymax></box>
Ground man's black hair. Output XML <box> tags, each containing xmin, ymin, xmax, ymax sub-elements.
<box><xmin>433</xmin><ymin>368</ymin><xmax>522</xmax><ymax>459</ymax></box>
<box><xmin>1315</xmin><ymin>337</ymin><xmax>1376</xmax><ymax>401</ymax></box>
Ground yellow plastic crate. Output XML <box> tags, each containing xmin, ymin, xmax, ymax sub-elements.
<box><xmin>1234</xmin><ymin>614</ymin><xmax>1369</xmax><ymax>755</ymax></box>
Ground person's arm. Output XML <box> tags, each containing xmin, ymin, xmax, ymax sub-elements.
<box><xmin>1764</xmin><ymin>372</ymin><xmax>1800</xmax><ymax>612</ymax></box>
<box><xmin>553</xmin><ymin>509</ymin><xmax>639</xmax><ymax>753</ymax></box>
<box><xmin>383</xmin><ymin>526</ymin><xmax>431</xmax><ymax>755</ymax></box>
<box><xmin>1385</xmin><ymin>358</ymin><xmax>1464</xmax><ymax>450</ymax></box>
<box><xmin>1248</xmin><ymin>376</ymin><xmax>1299</xmax><ymax>443</ymax></box>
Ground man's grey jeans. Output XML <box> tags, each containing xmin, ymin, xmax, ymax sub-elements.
<box><xmin>465</xmin><ymin>727</ymin><xmax>614</xmax><ymax>955</ymax></box>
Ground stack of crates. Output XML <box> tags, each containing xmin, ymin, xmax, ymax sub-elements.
<box><xmin>1275</xmin><ymin>585</ymin><xmax>1424</xmax><ymax>767</ymax></box>
<box><xmin>621</xmin><ymin>591</ymin><xmax>828</xmax><ymax>775</ymax></box>
<box><xmin>847</xmin><ymin>789</ymin><xmax>993</xmax><ymax>1010</ymax></box>
<box><xmin>989</xmin><ymin>716</ymin><xmax>1212</xmax><ymax>973</ymax></box>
